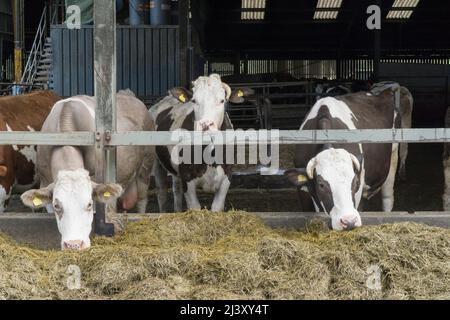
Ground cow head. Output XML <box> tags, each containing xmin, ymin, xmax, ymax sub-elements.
<box><xmin>0</xmin><ymin>146</ymin><xmax>15</xmax><ymax>213</ymax></box>
<box><xmin>170</xmin><ymin>74</ymin><xmax>253</xmax><ymax>131</ymax></box>
<box><xmin>285</xmin><ymin>148</ymin><xmax>364</xmax><ymax>231</ymax></box>
<box><xmin>21</xmin><ymin>168</ymin><xmax>123</xmax><ymax>250</ymax></box>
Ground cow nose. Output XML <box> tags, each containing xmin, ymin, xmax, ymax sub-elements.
<box><xmin>63</xmin><ymin>240</ymin><xmax>85</xmax><ymax>251</ymax></box>
<box><xmin>340</xmin><ymin>216</ymin><xmax>358</xmax><ymax>231</ymax></box>
<box><xmin>199</xmin><ymin>120</ymin><xmax>216</xmax><ymax>131</ymax></box>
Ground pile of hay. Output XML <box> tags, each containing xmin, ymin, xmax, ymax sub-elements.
<box><xmin>1</xmin><ymin>210</ymin><xmax>450</xmax><ymax>300</ymax></box>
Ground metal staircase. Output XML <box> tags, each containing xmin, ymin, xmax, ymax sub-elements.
<box><xmin>34</xmin><ymin>37</ymin><xmax>53</xmax><ymax>89</ymax></box>
<box><xmin>20</xmin><ymin>5</ymin><xmax>53</xmax><ymax>92</ymax></box>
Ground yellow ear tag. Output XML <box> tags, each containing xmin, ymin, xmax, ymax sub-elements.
<box><xmin>237</xmin><ymin>90</ymin><xmax>244</xmax><ymax>97</ymax></box>
<box><xmin>297</xmin><ymin>175</ymin><xmax>308</xmax><ymax>183</ymax></box>
<box><xmin>103</xmin><ymin>191</ymin><xmax>111</xmax><ymax>199</ymax></box>
<box><xmin>179</xmin><ymin>94</ymin><xmax>186</xmax><ymax>103</ymax></box>
<box><xmin>33</xmin><ymin>196</ymin><xmax>42</xmax><ymax>207</ymax></box>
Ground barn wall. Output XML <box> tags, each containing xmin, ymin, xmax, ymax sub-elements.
<box><xmin>51</xmin><ymin>25</ymin><xmax>180</xmax><ymax>99</ymax></box>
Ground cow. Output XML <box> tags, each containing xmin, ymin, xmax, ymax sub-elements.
<box><xmin>150</xmin><ymin>74</ymin><xmax>252</xmax><ymax>213</ymax></box>
<box><xmin>285</xmin><ymin>88</ymin><xmax>400</xmax><ymax>231</ymax></box>
<box><xmin>0</xmin><ymin>91</ymin><xmax>60</xmax><ymax>212</ymax></box>
<box><xmin>21</xmin><ymin>90</ymin><xmax>155</xmax><ymax>250</ymax></box>
<box><xmin>370</xmin><ymin>82</ymin><xmax>414</xmax><ymax>180</ymax></box>
<box><xmin>315</xmin><ymin>81</ymin><xmax>413</xmax><ymax>180</ymax></box>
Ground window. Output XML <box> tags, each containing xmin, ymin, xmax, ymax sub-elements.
<box><xmin>313</xmin><ymin>0</ymin><xmax>343</xmax><ymax>20</ymax></box>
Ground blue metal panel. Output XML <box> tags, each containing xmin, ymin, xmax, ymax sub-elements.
<box><xmin>137</xmin><ymin>28</ymin><xmax>146</xmax><ymax>96</ymax></box>
<box><xmin>149</xmin><ymin>0</ymin><xmax>171</xmax><ymax>26</ymax></box>
<box><xmin>85</xmin><ymin>27</ymin><xmax>94</xmax><ymax>96</ymax></box>
<box><xmin>51</xmin><ymin>25</ymin><xmax>179</xmax><ymax>99</ymax></box>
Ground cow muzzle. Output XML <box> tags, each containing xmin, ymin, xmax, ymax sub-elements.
<box><xmin>196</xmin><ymin>120</ymin><xmax>218</xmax><ymax>132</ymax></box>
<box><xmin>339</xmin><ymin>215</ymin><xmax>362</xmax><ymax>231</ymax></box>
<box><xmin>63</xmin><ymin>240</ymin><xmax>87</xmax><ymax>251</ymax></box>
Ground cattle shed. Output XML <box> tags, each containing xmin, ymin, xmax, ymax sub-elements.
<box><xmin>2</xmin><ymin>0</ymin><xmax>450</xmax><ymax>302</ymax></box>
<box><xmin>0</xmin><ymin>0</ymin><xmax>448</xmax><ymax>236</ymax></box>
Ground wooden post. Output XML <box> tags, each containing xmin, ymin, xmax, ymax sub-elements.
<box><xmin>93</xmin><ymin>0</ymin><xmax>116</xmax><ymax>236</ymax></box>
<box><xmin>179</xmin><ymin>0</ymin><xmax>189</xmax><ymax>87</ymax></box>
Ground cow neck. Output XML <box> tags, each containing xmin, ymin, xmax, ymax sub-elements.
<box><xmin>317</xmin><ymin>110</ymin><xmax>333</xmax><ymax>152</ymax></box>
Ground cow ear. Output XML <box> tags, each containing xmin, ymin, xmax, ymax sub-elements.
<box><xmin>0</xmin><ymin>165</ymin><xmax>7</xmax><ymax>177</ymax></box>
<box><xmin>228</xmin><ymin>87</ymin><xmax>255</xmax><ymax>104</ymax></box>
<box><xmin>21</xmin><ymin>185</ymin><xmax>54</xmax><ymax>209</ymax></box>
<box><xmin>169</xmin><ymin>87</ymin><xmax>193</xmax><ymax>103</ymax></box>
<box><xmin>92</xmin><ymin>183</ymin><xmax>123</xmax><ymax>204</ymax></box>
<box><xmin>284</xmin><ymin>169</ymin><xmax>309</xmax><ymax>187</ymax></box>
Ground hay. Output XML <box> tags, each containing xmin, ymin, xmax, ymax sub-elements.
<box><xmin>1</xmin><ymin>210</ymin><xmax>450</xmax><ymax>300</ymax></box>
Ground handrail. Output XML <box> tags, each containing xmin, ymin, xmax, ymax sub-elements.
<box><xmin>20</xmin><ymin>5</ymin><xmax>48</xmax><ymax>91</ymax></box>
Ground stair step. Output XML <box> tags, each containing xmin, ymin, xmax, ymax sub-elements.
<box><xmin>36</xmin><ymin>71</ymin><xmax>50</xmax><ymax>76</ymax></box>
<box><xmin>38</xmin><ymin>65</ymin><xmax>51</xmax><ymax>71</ymax></box>
<box><xmin>38</xmin><ymin>60</ymin><xmax>53</xmax><ymax>65</ymax></box>
<box><xmin>41</xmin><ymin>53</ymin><xmax>53</xmax><ymax>58</ymax></box>
<box><xmin>35</xmin><ymin>78</ymin><xmax>50</xmax><ymax>83</ymax></box>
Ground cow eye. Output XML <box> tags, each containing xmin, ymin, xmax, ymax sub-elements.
<box><xmin>220</xmin><ymin>99</ymin><xmax>225</xmax><ymax>104</ymax></box>
<box><xmin>53</xmin><ymin>200</ymin><xmax>63</xmax><ymax>219</ymax></box>
<box><xmin>191</xmin><ymin>99</ymin><xmax>196</xmax><ymax>104</ymax></box>
<box><xmin>87</xmin><ymin>202</ymin><xmax>93</xmax><ymax>211</ymax></box>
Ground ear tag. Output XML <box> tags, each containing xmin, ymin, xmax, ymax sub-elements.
<box><xmin>297</xmin><ymin>175</ymin><xmax>308</xmax><ymax>183</ymax></box>
<box><xmin>103</xmin><ymin>191</ymin><xmax>111</xmax><ymax>199</ymax></box>
<box><xmin>33</xmin><ymin>196</ymin><xmax>43</xmax><ymax>207</ymax></box>
<box><xmin>237</xmin><ymin>90</ymin><xmax>244</xmax><ymax>97</ymax></box>
<box><xmin>179</xmin><ymin>94</ymin><xmax>186</xmax><ymax>103</ymax></box>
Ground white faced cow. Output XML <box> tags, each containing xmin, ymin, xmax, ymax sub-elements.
<box><xmin>150</xmin><ymin>74</ymin><xmax>251</xmax><ymax>212</ymax></box>
<box><xmin>21</xmin><ymin>90</ymin><xmax>155</xmax><ymax>250</ymax></box>
<box><xmin>285</xmin><ymin>89</ymin><xmax>400</xmax><ymax>231</ymax></box>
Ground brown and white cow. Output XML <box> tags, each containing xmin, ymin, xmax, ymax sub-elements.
<box><xmin>0</xmin><ymin>91</ymin><xmax>60</xmax><ymax>212</ymax></box>
<box><xmin>150</xmin><ymin>74</ymin><xmax>252</xmax><ymax>212</ymax></box>
<box><xmin>370</xmin><ymin>82</ymin><xmax>414</xmax><ymax>180</ymax></box>
<box><xmin>317</xmin><ymin>81</ymin><xmax>414</xmax><ymax>180</ymax></box>
<box><xmin>21</xmin><ymin>90</ymin><xmax>155</xmax><ymax>250</ymax></box>
<box><xmin>285</xmin><ymin>89</ymin><xmax>400</xmax><ymax>231</ymax></box>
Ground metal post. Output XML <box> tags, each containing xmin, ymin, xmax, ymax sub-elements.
<box><xmin>179</xmin><ymin>0</ymin><xmax>189</xmax><ymax>87</ymax></box>
<box><xmin>93</xmin><ymin>0</ymin><xmax>116</xmax><ymax>236</ymax></box>
<box><xmin>373</xmin><ymin>0</ymin><xmax>381</xmax><ymax>82</ymax></box>
<box><xmin>12</xmin><ymin>0</ymin><xmax>23</xmax><ymax>94</ymax></box>
<box><xmin>233</xmin><ymin>53</ymin><xmax>240</xmax><ymax>76</ymax></box>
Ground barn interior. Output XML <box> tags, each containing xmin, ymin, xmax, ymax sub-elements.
<box><xmin>0</xmin><ymin>0</ymin><xmax>449</xmax><ymax>213</ymax></box>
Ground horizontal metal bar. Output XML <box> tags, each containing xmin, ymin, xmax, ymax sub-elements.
<box><xmin>0</xmin><ymin>132</ymin><xmax>94</xmax><ymax>146</ymax></box>
<box><xmin>109</xmin><ymin>129</ymin><xmax>450</xmax><ymax>146</ymax></box>
<box><xmin>0</xmin><ymin>129</ymin><xmax>448</xmax><ymax>147</ymax></box>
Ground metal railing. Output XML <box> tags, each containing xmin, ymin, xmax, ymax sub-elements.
<box><xmin>20</xmin><ymin>5</ymin><xmax>48</xmax><ymax>91</ymax></box>
<box><xmin>0</xmin><ymin>128</ymin><xmax>449</xmax><ymax>147</ymax></box>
